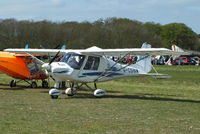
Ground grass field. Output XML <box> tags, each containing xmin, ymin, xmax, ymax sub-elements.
<box><xmin>0</xmin><ymin>65</ymin><xmax>200</xmax><ymax>134</ymax></box>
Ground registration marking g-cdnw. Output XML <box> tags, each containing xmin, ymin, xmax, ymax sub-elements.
<box><xmin>123</xmin><ymin>68</ymin><xmax>138</xmax><ymax>74</ymax></box>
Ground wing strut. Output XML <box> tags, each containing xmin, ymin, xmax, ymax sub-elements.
<box><xmin>93</xmin><ymin>53</ymin><xmax>129</xmax><ymax>82</ymax></box>
<box><xmin>103</xmin><ymin>53</ymin><xmax>129</xmax><ymax>74</ymax></box>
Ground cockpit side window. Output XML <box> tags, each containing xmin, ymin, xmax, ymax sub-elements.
<box><xmin>25</xmin><ymin>57</ymin><xmax>40</xmax><ymax>77</ymax></box>
<box><xmin>84</xmin><ymin>56</ymin><xmax>100</xmax><ymax>70</ymax></box>
<box><xmin>60</xmin><ymin>53</ymin><xmax>85</xmax><ymax>69</ymax></box>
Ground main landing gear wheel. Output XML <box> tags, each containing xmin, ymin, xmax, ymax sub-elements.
<box><xmin>65</xmin><ymin>88</ymin><xmax>76</xmax><ymax>96</ymax></box>
<box><xmin>31</xmin><ymin>81</ymin><xmax>37</xmax><ymax>88</ymax></box>
<box><xmin>42</xmin><ymin>80</ymin><xmax>48</xmax><ymax>88</ymax></box>
<box><xmin>10</xmin><ymin>80</ymin><xmax>16</xmax><ymax>87</ymax></box>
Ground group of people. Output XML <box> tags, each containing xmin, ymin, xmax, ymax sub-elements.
<box><xmin>112</xmin><ymin>56</ymin><xmax>138</xmax><ymax>65</ymax></box>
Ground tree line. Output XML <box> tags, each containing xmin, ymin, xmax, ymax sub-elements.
<box><xmin>0</xmin><ymin>18</ymin><xmax>199</xmax><ymax>50</ymax></box>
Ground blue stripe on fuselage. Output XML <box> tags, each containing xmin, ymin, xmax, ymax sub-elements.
<box><xmin>53</xmin><ymin>70</ymin><xmax>69</xmax><ymax>74</ymax></box>
<box><xmin>78</xmin><ymin>72</ymin><xmax>123</xmax><ymax>78</ymax></box>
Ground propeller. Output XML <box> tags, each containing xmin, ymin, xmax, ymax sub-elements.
<box><xmin>49</xmin><ymin>51</ymin><xmax>60</xmax><ymax>65</ymax></box>
<box><xmin>45</xmin><ymin>50</ymin><xmax>60</xmax><ymax>89</ymax></box>
<box><xmin>40</xmin><ymin>44</ymin><xmax>60</xmax><ymax>61</ymax></box>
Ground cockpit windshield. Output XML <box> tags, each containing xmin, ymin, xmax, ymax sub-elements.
<box><xmin>60</xmin><ymin>53</ymin><xmax>85</xmax><ymax>69</ymax></box>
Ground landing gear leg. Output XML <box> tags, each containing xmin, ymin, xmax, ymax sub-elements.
<box><xmin>42</xmin><ymin>80</ymin><xmax>48</xmax><ymax>88</ymax></box>
<box><xmin>94</xmin><ymin>82</ymin><xmax>97</xmax><ymax>89</ymax></box>
<box><xmin>79</xmin><ymin>82</ymin><xmax>106</xmax><ymax>97</ymax></box>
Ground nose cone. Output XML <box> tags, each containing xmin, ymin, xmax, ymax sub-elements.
<box><xmin>51</xmin><ymin>62</ymin><xmax>73</xmax><ymax>74</ymax></box>
<box><xmin>42</xmin><ymin>63</ymin><xmax>50</xmax><ymax>70</ymax></box>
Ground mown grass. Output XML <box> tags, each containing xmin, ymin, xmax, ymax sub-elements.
<box><xmin>0</xmin><ymin>65</ymin><xmax>200</xmax><ymax>134</ymax></box>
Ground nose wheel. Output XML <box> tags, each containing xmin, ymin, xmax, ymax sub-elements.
<box><xmin>49</xmin><ymin>88</ymin><xmax>62</xmax><ymax>99</ymax></box>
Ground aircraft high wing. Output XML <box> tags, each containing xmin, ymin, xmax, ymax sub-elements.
<box><xmin>4</xmin><ymin>45</ymin><xmax>187</xmax><ymax>56</ymax></box>
<box><xmin>80</xmin><ymin>46</ymin><xmax>188</xmax><ymax>56</ymax></box>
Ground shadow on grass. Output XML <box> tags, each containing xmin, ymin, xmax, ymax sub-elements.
<box><xmin>0</xmin><ymin>84</ymin><xmax>26</xmax><ymax>90</ymax></box>
<box><xmin>134</xmin><ymin>93</ymin><xmax>181</xmax><ymax>97</ymax></box>
<box><xmin>1</xmin><ymin>84</ymin><xmax>199</xmax><ymax>103</ymax></box>
<box><xmin>40</xmin><ymin>88</ymin><xmax>200</xmax><ymax>103</ymax></box>
<box><xmin>0</xmin><ymin>84</ymin><xmax>49</xmax><ymax>90</ymax></box>
<box><xmin>71</xmin><ymin>92</ymin><xmax>200</xmax><ymax>103</ymax></box>
<box><xmin>105</xmin><ymin>94</ymin><xmax>200</xmax><ymax>103</ymax></box>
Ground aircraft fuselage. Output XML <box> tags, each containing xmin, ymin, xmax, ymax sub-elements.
<box><xmin>49</xmin><ymin>52</ymin><xmax>146</xmax><ymax>83</ymax></box>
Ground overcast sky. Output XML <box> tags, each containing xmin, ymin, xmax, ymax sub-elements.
<box><xmin>0</xmin><ymin>0</ymin><xmax>199</xmax><ymax>33</ymax></box>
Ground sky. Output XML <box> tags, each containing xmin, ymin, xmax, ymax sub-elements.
<box><xmin>0</xmin><ymin>0</ymin><xmax>199</xmax><ymax>33</ymax></box>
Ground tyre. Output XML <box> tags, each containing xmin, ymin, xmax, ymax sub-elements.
<box><xmin>67</xmin><ymin>94</ymin><xmax>74</xmax><ymax>96</ymax></box>
<box><xmin>31</xmin><ymin>81</ymin><xmax>37</xmax><ymax>88</ymax></box>
<box><xmin>51</xmin><ymin>95</ymin><xmax>58</xmax><ymax>99</ymax></box>
<box><xmin>10</xmin><ymin>80</ymin><xmax>16</xmax><ymax>87</ymax></box>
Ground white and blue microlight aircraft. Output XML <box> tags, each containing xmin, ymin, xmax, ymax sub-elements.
<box><xmin>4</xmin><ymin>43</ymin><xmax>187</xmax><ymax>99</ymax></box>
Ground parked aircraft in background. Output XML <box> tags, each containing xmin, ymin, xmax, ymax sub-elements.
<box><xmin>165</xmin><ymin>44</ymin><xmax>200</xmax><ymax>65</ymax></box>
<box><xmin>0</xmin><ymin>45</ymin><xmax>66</xmax><ymax>88</ymax></box>
<box><xmin>0</xmin><ymin>52</ymin><xmax>48</xmax><ymax>88</ymax></box>
<box><xmin>4</xmin><ymin>42</ymin><xmax>187</xmax><ymax>99</ymax></box>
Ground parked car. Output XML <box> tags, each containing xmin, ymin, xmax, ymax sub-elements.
<box><xmin>173</xmin><ymin>57</ymin><xmax>195</xmax><ymax>65</ymax></box>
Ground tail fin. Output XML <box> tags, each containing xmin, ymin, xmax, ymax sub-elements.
<box><xmin>131</xmin><ymin>43</ymin><xmax>152</xmax><ymax>73</ymax></box>
<box><xmin>61</xmin><ymin>45</ymin><xmax>66</xmax><ymax>50</ymax></box>
<box><xmin>25</xmin><ymin>44</ymin><xmax>28</xmax><ymax>49</ymax></box>
<box><xmin>171</xmin><ymin>44</ymin><xmax>184</xmax><ymax>53</ymax></box>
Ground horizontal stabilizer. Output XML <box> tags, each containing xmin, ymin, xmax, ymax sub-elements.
<box><xmin>146</xmin><ymin>73</ymin><xmax>171</xmax><ymax>79</ymax></box>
